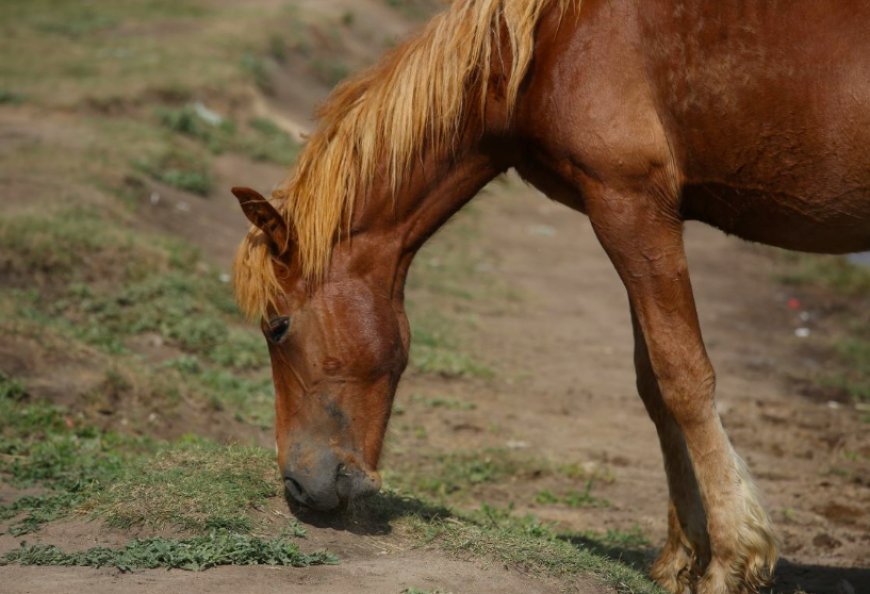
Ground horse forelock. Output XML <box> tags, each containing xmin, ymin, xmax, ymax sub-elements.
<box><xmin>234</xmin><ymin>0</ymin><xmax>577</xmax><ymax>319</ymax></box>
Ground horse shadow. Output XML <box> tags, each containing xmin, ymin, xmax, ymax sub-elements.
<box><xmin>559</xmin><ymin>533</ymin><xmax>869</xmax><ymax>594</ymax></box>
<box><xmin>283</xmin><ymin>488</ymin><xmax>451</xmax><ymax>536</ymax></box>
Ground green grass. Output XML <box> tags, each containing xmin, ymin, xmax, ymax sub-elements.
<box><xmin>134</xmin><ymin>147</ymin><xmax>213</xmax><ymax>195</ymax></box>
<box><xmin>0</xmin><ymin>379</ymin><xmax>290</xmax><ymax>540</ymax></box>
<box><xmin>91</xmin><ymin>438</ymin><xmax>278</xmax><ymax>532</ymax></box>
<box><xmin>536</xmin><ymin>481</ymin><xmax>610</xmax><ymax>509</ymax></box>
<box><xmin>0</xmin><ymin>206</ymin><xmax>274</xmax><ymax>422</ymax></box>
<box><xmin>157</xmin><ymin>105</ymin><xmax>300</xmax><ymax>165</ymax></box>
<box><xmin>0</xmin><ymin>378</ymin><xmax>142</xmax><ymax>534</ymax></box>
<box><xmin>0</xmin><ymin>208</ymin><xmax>139</xmax><ymax>277</ymax></box>
<box><xmin>388</xmin><ymin>448</ymin><xmax>546</xmax><ymax>500</ymax></box>
<box><xmin>380</xmin><ymin>497</ymin><xmax>661</xmax><ymax>594</ymax></box>
<box><xmin>3</xmin><ymin>531</ymin><xmax>335</xmax><ymax>572</ymax></box>
<box><xmin>408</xmin><ymin>313</ymin><xmax>492</xmax><ymax>379</ymax></box>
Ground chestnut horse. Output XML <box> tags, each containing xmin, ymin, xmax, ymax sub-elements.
<box><xmin>231</xmin><ymin>1</ymin><xmax>870</xmax><ymax>592</ymax></box>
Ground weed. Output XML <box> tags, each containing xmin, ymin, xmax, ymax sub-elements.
<box><xmin>383</xmin><ymin>0</ymin><xmax>439</xmax><ymax>21</ymax></box>
<box><xmin>0</xmin><ymin>493</ymin><xmax>80</xmax><ymax>536</ymax></box>
<box><xmin>2</xmin><ymin>531</ymin><xmax>336</xmax><ymax>571</ymax></box>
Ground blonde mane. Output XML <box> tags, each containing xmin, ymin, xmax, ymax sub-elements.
<box><xmin>234</xmin><ymin>0</ymin><xmax>575</xmax><ymax>319</ymax></box>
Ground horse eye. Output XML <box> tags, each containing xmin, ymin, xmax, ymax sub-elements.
<box><xmin>266</xmin><ymin>316</ymin><xmax>291</xmax><ymax>344</ymax></box>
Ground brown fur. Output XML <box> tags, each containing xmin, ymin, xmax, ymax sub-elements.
<box><xmin>232</xmin><ymin>1</ymin><xmax>870</xmax><ymax>592</ymax></box>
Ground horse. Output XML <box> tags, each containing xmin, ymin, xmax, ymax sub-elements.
<box><xmin>230</xmin><ymin>1</ymin><xmax>870</xmax><ymax>592</ymax></box>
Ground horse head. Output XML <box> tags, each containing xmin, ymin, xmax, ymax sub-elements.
<box><xmin>232</xmin><ymin>187</ymin><xmax>410</xmax><ymax>511</ymax></box>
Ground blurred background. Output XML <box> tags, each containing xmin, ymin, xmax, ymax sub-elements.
<box><xmin>0</xmin><ymin>1</ymin><xmax>867</xmax><ymax>593</ymax></box>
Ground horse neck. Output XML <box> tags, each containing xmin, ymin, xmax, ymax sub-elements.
<box><xmin>339</xmin><ymin>134</ymin><xmax>507</xmax><ymax>297</ymax></box>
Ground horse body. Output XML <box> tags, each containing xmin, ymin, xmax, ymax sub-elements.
<box><xmin>231</xmin><ymin>2</ymin><xmax>870</xmax><ymax>592</ymax></box>
<box><xmin>519</xmin><ymin>0</ymin><xmax>870</xmax><ymax>252</ymax></box>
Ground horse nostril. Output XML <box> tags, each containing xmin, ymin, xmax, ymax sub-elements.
<box><xmin>284</xmin><ymin>475</ymin><xmax>306</xmax><ymax>502</ymax></box>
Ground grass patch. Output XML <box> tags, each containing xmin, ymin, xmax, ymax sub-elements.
<box><xmin>90</xmin><ymin>438</ymin><xmax>277</xmax><ymax>532</ymax></box>
<box><xmin>2</xmin><ymin>531</ymin><xmax>335</xmax><ymax>571</ymax></box>
<box><xmin>245</xmin><ymin>117</ymin><xmax>301</xmax><ymax>164</ymax></box>
<box><xmin>0</xmin><ymin>208</ymin><xmax>139</xmax><ymax>278</ymax></box>
<box><xmin>389</xmin><ymin>449</ymin><xmax>545</xmax><ymax>500</ymax></box>
<box><xmin>157</xmin><ymin>106</ymin><xmax>300</xmax><ymax>165</ymax></box>
<box><xmin>0</xmin><ymin>378</ymin><xmax>144</xmax><ymax>533</ymax></box>
<box><xmin>387</xmin><ymin>497</ymin><xmax>661</xmax><ymax>594</ymax></box>
<box><xmin>536</xmin><ymin>481</ymin><xmax>610</xmax><ymax>509</ymax></box>
<box><xmin>135</xmin><ymin>147</ymin><xmax>213</xmax><ymax>196</ymax></box>
<box><xmin>409</xmin><ymin>313</ymin><xmax>492</xmax><ymax>379</ymax></box>
<box><xmin>0</xmin><ymin>207</ymin><xmax>274</xmax><ymax>423</ymax></box>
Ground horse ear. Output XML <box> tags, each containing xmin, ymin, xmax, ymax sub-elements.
<box><xmin>231</xmin><ymin>187</ymin><xmax>291</xmax><ymax>253</ymax></box>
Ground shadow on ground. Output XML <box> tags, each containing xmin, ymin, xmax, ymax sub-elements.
<box><xmin>559</xmin><ymin>534</ymin><xmax>869</xmax><ymax>594</ymax></box>
<box><xmin>772</xmin><ymin>559</ymin><xmax>869</xmax><ymax>594</ymax></box>
<box><xmin>284</xmin><ymin>489</ymin><xmax>451</xmax><ymax>535</ymax></box>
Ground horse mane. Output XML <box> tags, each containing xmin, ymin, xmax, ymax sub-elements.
<box><xmin>234</xmin><ymin>0</ymin><xmax>575</xmax><ymax>319</ymax></box>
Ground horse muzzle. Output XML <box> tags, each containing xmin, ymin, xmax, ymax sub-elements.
<box><xmin>282</xmin><ymin>444</ymin><xmax>381</xmax><ymax>511</ymax></box>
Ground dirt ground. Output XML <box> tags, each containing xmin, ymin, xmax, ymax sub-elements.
<box><xmin>5</xmin><ymin>176</ymin><xmax>867</xmax><ymax>594</ymax></box>
<box><xmin>1</xmin><ymin>1</ymin><xmax>868</xmax><ymax>592</ymax></box>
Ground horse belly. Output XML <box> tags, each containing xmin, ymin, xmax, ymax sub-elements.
<box><xmin>640</xmin><ymin>0</ymin><xmax>870</xmax><ymax>254</ymax></box>
<box><xmin>681</xmin><ymin>183</ymin><xmax>870</xmax><ymax>254</ymax></box>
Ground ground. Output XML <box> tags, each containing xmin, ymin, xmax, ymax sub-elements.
<box><xmin>0</xmin><ymin>1</ymin><xmax>867</xmax><ymax>593</ymax></box>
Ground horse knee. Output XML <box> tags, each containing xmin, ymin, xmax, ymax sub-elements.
<box><xmin>655</xmin><ymin>358</ymin><xmax>717</xmax><ymax>428</ymax></box>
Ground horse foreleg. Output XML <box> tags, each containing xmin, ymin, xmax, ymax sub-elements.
<box><xmin>632</xmin><ymin>308</ymin><xmax>706</xmax><ymax>593</ymax></box>
<box><xmin>587</xmin><ymin>190</ymin><xmax>777</xmax><ymax>594</ymax></box>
